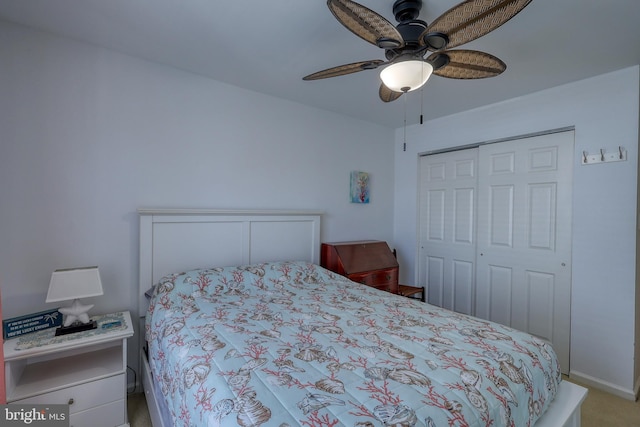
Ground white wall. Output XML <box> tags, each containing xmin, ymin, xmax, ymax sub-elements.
<box><xmin>0</xmin><ymin>21</ymin><xmax>395</xmax><ymax>377</ymax></box>
<box><xmin>393</xmin><ymin>66</ymin><xmax>640</xmax><ymax>397</ymax></box>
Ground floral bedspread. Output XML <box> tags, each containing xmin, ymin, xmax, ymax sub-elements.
<box><xmin>145</xmin><ymin>261</ymin><xmax>560</xmax><ymax>427</ymax></box>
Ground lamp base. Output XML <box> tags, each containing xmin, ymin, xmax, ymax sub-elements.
<box><xmin>54</xmin><ymin>320</ymin><xmax>97</xmax><ymax>336</ymax></box>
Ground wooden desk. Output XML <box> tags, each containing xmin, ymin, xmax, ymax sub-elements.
<box><xmin>321</xmin><ymin>240</ymin><xmax>399</xmax><ymax>294</ymax></box>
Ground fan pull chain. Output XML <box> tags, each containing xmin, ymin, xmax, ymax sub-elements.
<box><xmin>420</xmin><ymin>86</ymin><xmax>424</xmax><ymax>125</ymax></box>
<box><xmin>403</xmin><ymin>94</ymin><xmax>407</xmax><ymax>152</ymax></box>
<box><xmin>420</xmin><ymin>65</ymin><xmax>424</xmax><ymax>125</ymax></box>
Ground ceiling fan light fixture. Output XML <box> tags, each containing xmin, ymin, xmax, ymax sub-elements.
<box><xmin>379</xmin><ymin>60</ymin><xmax>433</xmax><ymax>92</ymax></box>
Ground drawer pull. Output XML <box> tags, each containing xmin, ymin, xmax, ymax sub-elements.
<box><xmin>68</xmin><ymin>398</ymin><xmax>74</xmax><ymax>405</ymax></box>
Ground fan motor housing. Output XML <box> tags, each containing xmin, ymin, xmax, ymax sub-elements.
<box><xmin>397</xmin><ymin>20</ymin><xmax>427</xmax><ymax>45</ymax></box>
<box><xmin>384</xmin><ymin>19</ymin><xmax>427</xmax><ymax>61</ymax></box>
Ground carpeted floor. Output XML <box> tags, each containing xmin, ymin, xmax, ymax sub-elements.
<box><xmin>127</xmin><ymin>378</ymin><xmax>640</xmax><ymax>427</ymax></box>
<box><xmin>128</xmin><ymin>392</ymin><xmax>152</xmax><ymax>427</ymax></box>
<box><xmin>564</xmin><ymin>377</ymin><xmax>640</xmax><ymax>427</ymax></box>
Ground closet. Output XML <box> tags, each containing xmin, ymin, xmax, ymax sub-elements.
<box><xmin>418</xmin><ymin>131</ymin><xmax>573</xmax><ymax>373</ymax></box>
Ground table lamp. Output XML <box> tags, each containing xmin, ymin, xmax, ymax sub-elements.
<box><xmin>46</xmin><ymin>266</ymin><xmax>104</xmax><ymax>336</ymax></box>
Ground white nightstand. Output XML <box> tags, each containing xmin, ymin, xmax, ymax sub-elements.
<box><xmin>3</xmin><ymin>311</ymin><xmax>134</xmax><ymax>427</ymax></box>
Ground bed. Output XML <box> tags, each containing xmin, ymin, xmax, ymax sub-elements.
<box><xmin>138</xmin><ymin>209</ymin><xmax>587</xmax><ymax>427</ymax></box>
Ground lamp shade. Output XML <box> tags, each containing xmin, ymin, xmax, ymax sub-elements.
<box><xmin>379</xmin><ymin>60</ymin><xmax>434</xmax><ymax>93</ymax></box>
<box><xmin>46</xmin><ymin>266</ymin><xmax>104</xmax><ymax>303</ymax></box>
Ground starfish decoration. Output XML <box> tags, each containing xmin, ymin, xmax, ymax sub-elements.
<box><xmin>59</xmin><ymin>299</ymin><xmax>94</xmax><ymax>326</ymax></box>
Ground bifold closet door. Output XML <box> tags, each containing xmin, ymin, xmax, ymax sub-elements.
<box><xmin>418</xmin><ymin>148</ymin><xmax>479</xmax><ymax>315</ymax></box>
<box><xmin>418</xmin><ymin>131</ymin><xmax>573</xmax><ymax>373</ymax></box>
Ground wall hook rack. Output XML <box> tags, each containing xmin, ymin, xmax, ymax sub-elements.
<box><xmin>581</xmin><ymin>146</ymin><xmax>627</xmax><ymax>165</ymax></box>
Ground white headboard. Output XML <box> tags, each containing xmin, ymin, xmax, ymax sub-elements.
<box><xmin>138</xmin><ymin>209</ymin><xmax>322</xmax><ymax>314</ymax></box>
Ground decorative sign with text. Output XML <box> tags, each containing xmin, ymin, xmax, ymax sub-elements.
<box><xmin>3</xmin><ymin>309</ymin><xmax>62</xmax><ymax>340</ymax></box>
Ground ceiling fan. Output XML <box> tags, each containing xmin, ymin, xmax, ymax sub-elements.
<box><xmin>303</xmin><ymin>0</ymin><xmax>533</xmax><ymax>102</ymax></box>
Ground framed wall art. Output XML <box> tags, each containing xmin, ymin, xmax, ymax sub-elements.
<box><xmin>350</xmin><ymin>171</ymin><xmax>369</xmax><ymax>204</ymax></box>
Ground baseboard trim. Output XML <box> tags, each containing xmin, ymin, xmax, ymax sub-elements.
<box><xmin>570</xmin><ymin>370</ymin><xmax>637</xmax><ymax>401</ymax></box>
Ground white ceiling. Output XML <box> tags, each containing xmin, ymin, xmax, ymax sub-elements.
<box><xmin>1</xmin><ymin>0</ymin><xmax>639</xmax><ymax>128</ymax></box>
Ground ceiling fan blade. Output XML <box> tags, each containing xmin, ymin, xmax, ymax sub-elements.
<box><xmin>379</xmin><ymin>84</ymin><xmax>403</xmax><ymax>102</ymax></box>
<box><xmin>328</xmin><ymin>0</ymin><xmax>404</xmax><ymax>48</ymax></box>
<box><xmin>303</xmin><ymin>60</ymin><xmax>385</xmax><ymax>80</ymax></box>
<box><xmin>422</xmin><ymin>0</ymin><xmax>532</xmax><ymax>49</ymax></box>
<box><xmin>429</xmin><ymin>50</ymin><xmax>506</xmax><ymax>79</ymax></box>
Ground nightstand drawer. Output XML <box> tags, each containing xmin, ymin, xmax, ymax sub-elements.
<box><xmin>15</xmin><ymin>373</ymin><xmax>125</xmax><ymax>414</ymax></box>
<box><xmin>70</xmin><ymin>398</ymin><xmax>125</xmax><ymax>427</ymax></box>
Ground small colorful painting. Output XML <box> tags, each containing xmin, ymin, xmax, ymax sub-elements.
<box><xmin>350</xmin><ymin>171</ymin><xmax>370</xmax><ymax>204</ymax></box>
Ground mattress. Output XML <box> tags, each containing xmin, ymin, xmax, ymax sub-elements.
<box><xmin>145</xmin><ymin>261</ymin><xmax>561</xmax><ymax>427</ymax></box>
